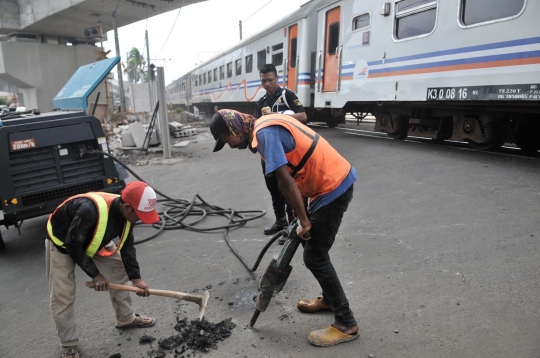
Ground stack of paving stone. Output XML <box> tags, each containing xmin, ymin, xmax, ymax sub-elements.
<box><xmin>169</xmin><ymin>121</ymin><xmax>197</xmax><ymax>138</ymax></box>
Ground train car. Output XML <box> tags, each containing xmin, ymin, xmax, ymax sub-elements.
<box><xmin>166</xmin><ymin>74</ymin><xmax>191</xmax><ymax>109</ymax></box>
<box><xmin>314</xmin><ymin>0</ymin><xmax>540</xmax><ymax>151</ymax></box>
<box><xmin>168</xmin><ymin>0</ymin><xmax>344</xmax><ymax>124</ymax></box>
<box><xmin>169</xmin><ymin>0</ymin><xmax>539</xmax><ymax>151</ymax></box>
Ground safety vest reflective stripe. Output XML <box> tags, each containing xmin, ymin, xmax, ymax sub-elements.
<box><xmin>85</xmin><ymin>193</ymin><xmax>111</xmax><ymax>257</ymax></box>
<box><xmin>46</xmin><ymin>193</ymin><xmax>130</xmax><ymax>258</ymax></box>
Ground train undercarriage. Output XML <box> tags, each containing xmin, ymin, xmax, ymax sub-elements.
<box><xmin>188</xmin><ymin>100</ymin><xmax>539</xmax><ymax>153</ymax></box>
<box><xmin>350</xmin><ymin>101</ymin><xmax>540</xmax><ymax>152</ymax></box>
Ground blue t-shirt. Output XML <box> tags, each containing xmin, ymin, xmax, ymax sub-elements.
<box><xmin>256</xmin><ymin>126</ymin><xmax>356</xmax><ymax>213</ymax></box>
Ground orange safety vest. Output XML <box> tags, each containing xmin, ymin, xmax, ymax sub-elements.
<box><xmin>46</xmin><ymin>192</ymin><xmax>131</xmax><ymax>258</ymax></box>
<box><xmin>252</xmin><ymin>114</ymin><xmax>351</xmax><ymax>201</ymax></box>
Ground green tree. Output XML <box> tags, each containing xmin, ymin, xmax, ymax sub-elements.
<box><xmin>0</xmin><ymin>97</ymin><xmax>8</xmax><ymax>106</ymax></box>
<box><xmin>126</xmin><ymin>47</ymin><xmax>147</xmax><ymax>83</ymax></box>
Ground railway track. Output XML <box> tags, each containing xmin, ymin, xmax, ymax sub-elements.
<box><xmin>309</xmin><ymin>122</ymin><xmax>540</xmax><ymax>160</ymax></box>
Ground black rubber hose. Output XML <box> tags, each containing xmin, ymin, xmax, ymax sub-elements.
<box><xmin>97</xmin><ymin>150</ymin><xmax>278</xmax><ymax>272</ymax></box>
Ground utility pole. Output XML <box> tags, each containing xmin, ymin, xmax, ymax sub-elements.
<box><xmin>126</xmin><ymin>52</ymin><xmax>135</xmax><ymax>112</ymax></box>
<box><xmin>112</xmin><ymin>11</ymin><xmax>126</xmax><ymax>112</ymax></box>
<box><xmin>156</xmin><ymin>67</ymin><xmax>170</xmax><ymax>159</ymax></box>
<box><xmin>145</xmin><ymin>30</ymin><xmax>155</xmax><ymax>113</ymax></box>
<box><xmin>97</xmin><ymin>22</ymin><xmax>111</xmax><ymax>116</ymax></box>
<box><xmin>239</xmin><ymin>20</ymin><xmax>242</xmax><ymax>40</ymax></box>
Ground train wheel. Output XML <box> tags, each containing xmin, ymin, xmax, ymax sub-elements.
<box><xmin>327</xmin><ymin>119</ymin><xmax>339</xmax><ymax>128</ymax></box>
<box><xmin>466</xmin><ymin>118</ymin><xmax>505</xmax><ymax>151</ymax></box>
<box><xmin>466</xmin><ymin>140</ymin><xmax>502</xmax><ymax>151</ymax></box>
<box><xmin>387</xmin><ymin>116</ymin><xmax>408</xmax><ymax>140</ymax></box>
<box><xmin>387</xmin><ymin>131</ymin><xmax>407</xmax><ymax>140</ymax></box>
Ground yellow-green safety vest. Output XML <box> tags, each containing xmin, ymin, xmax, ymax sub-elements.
<box><xmin>47</xmin><ymin>192</ymin><xmax>131</xmax><ymax>258</ymax></box>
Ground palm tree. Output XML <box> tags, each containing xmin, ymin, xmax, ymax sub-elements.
<box><xmin>126</xmin><ymin>48</ymin><xmax>147</xmax><ymax>83</ymax></box>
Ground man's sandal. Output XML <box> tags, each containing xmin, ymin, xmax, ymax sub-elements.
<box><xmin>61</xmin><ymin>347</ymin><xmax>80</xmax><ymax>358</ymax></box>
<box><xmin>116</xmin><ymin>313</ymin><xmax>155</xmax><ymax>329</ymax></box>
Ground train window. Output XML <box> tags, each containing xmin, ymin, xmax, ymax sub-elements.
<box><xmin>272</xmin><ymin>43</ymin><xmax>283</xmax><ymax>66</ymax></box>
<box><xmin>257</xmin><ymin>50</ymin><xmax>266</xmax><ymax>71</ymax></box>
<box><xmin>203</xmin><ymin>73</ymin><xmax>207</xmax><ymax>85</ymax></box>
<box><xmin>353</xmin><ymin>13</ymin><xmax>370</xmax><ymax>31</ymax></box>
<box><xmin>394</xmin><ymin>0</ymin><xmax>437</xmax><ymax>40</ymax></box>
<box><xmin>220</xmin><ymin>66</ymin><xmax>224</xmax><ymax>80</ymax></box>
<box><xmin>213</xmin><ymin>68</ymin><xmax>218</xmax><ymax>82</ymax></box>
<box><xmin>460</xmin><ymin>0</ymin><xmax>525</xmax><ymax>25</ymax></box>
<box><xmin>207</xmin><ymin>71</ymin><xmax>212</xmax><ymax>83</ymax></box>
<box><xmin>235</xmin><ymin>59</ymin><xmax>242</xmax><ymax>76</ymax></box>
<box><xmin>245</xmin><ymin>54</ymin><xmax>253</xmax><ymax>73</ymax></box>
<box><xmin>327</xmin><ymin>22</ymin><xmax>340</xmax><ymax>55</ymax></box>
<box><xmin>290</xmin><ymin>38</ymin><xmax>297</xmax><ymax>68</ymax></box>
<box><xmin>227</xmin><ymin>62</ymin><xmax>233</xmax><ymax>78</ymax></box>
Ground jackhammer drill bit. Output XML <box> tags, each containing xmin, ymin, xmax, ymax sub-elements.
<box><xmin>250</xmin><ymin>220</ymin><xmax>310</xmax><ymax>327</ymax></box>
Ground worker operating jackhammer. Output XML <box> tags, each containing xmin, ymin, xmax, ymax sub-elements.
<box><xmin>210</xmin><ymin>109</ymin><xmax>359</xmax><ymax>347</ymax></box>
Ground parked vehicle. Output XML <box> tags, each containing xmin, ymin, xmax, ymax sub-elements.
<box><xmin>0</xmin><ymin>57</ymin><xmax>125</xmax><ymax>249</ymax></box>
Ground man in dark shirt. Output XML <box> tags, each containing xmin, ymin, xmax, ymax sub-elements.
<box><xmin>256</xmin><ymin>64</ymin><xmax>307</xmax><ymax>243</ymax></box>
<box><xmin>45</xmin><ymin>181</ymin><xmax>159</xmax><ymax>358</ymax></box>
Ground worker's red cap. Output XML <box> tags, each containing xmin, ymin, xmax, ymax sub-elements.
<box><xmin>121</xmin><ymin>181</ymin><xmax>159</xmax><ymax>224</ymax></box>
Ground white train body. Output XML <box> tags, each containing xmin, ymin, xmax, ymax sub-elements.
<box><xmin>316</xmin><ymin>0</ymin><xmax>539</xmax><ymax>105</ymax></box>
<box><xmin>168</xmin><ymin>0</ymin><xmax>540</xmax><ymax>151</ymax></box>
<box><xmin>168</xmin><ymin>0</ymin><xmax>321</xmax><ymax>115</ymax></box>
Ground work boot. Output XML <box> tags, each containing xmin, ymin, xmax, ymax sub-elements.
<box><xmin>308</xmin><ymin>324</ymin><xmax>360</xmax><ymax>346</ymax></box>
<box><xmin>297</xmin><ymin>296</ymin><xmax>332</xmax><ymax>313</ymax></box>
<box><xmin>278</xmin><ymin>234</ymin><xmax>288</xmax><ymax>245</ymax></box>
<box><xmin>264</xmin><ymin>220</ymin><xmax>288</xmax><ymax>235</ymax></box>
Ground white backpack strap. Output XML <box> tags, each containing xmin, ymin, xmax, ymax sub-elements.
<box><xmin>281</xmin><ymin>90</ymin><xmax>291</xmax><ymax>110</ymax></box>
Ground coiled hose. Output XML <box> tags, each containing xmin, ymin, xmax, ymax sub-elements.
<box><xmin>97</xmin><ymin>151</ymin><xmax>284</xmax><ymax>273</ymax></box>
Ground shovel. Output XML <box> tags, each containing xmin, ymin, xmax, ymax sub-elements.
<box><xmin>86</xmin><ymin>281</ymin><xmax>209</xmax><ymax>320</ymax></box>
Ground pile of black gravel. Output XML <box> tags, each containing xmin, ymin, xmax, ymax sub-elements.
<box><xmin>143</xmin><ymin>317</ymin><xmax>236</xmax><ymax>357</ymax></box>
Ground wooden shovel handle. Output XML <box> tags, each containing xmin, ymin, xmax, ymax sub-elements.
<box><xmin>85</xmin><ymin>282</ymin><xmax>200</xmax><ymax>303</ymax></box>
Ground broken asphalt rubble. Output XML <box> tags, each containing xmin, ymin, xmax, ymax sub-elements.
<box><xmin>139</xmin><ymin>317</ymin><xmax>236</xmax><ymax>357</ymax></box>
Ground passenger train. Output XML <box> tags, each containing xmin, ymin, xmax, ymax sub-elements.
<box><xmin>167</xmin><ymin>0</ymin><xmax>540</xmax><ymax>152</ymax></box>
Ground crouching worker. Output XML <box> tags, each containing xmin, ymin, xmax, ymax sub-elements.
<box><xmin>45</xmin><ymin>181</ymin><xmax>160</xmax><ymax>358</ymax></box>
<box><xmin>210</xmin><ymin>109</ymin><xmax>359</xmax><ymax>346</ymax></box>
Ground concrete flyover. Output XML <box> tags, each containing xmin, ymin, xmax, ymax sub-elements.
<box><xmin>0</xmin><ymin>0</ymin><xmax>206</xmax><ymax>111</ymax></box>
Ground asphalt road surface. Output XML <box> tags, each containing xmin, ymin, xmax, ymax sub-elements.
<box><xmin>1</xmin><ymin>124</ymin><xmax>539</xmax><ymax>358</ymax></box>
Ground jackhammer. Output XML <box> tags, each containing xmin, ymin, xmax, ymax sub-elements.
<box><xmin>249</xmin><ymin>219</ymin><xmax>310</xmax><ymax>327</ymax></box>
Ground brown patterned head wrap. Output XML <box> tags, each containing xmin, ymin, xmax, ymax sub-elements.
<box><xmin>210</xmin><ymin>109</ymin><xmax>256</xmax><ymax>152</ymax></box>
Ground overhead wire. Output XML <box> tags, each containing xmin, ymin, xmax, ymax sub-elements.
<box><xmin>243</xmin><ymin>0</ymin><xmax>275</xmax><ymax>23</ymax></box>
<box><xmin>158</xmin><ymin>0</ymin><xmax>186</xmax><ymax>54</ymax></box>
<box><xmin>230</xmin><ymin>0</ymin><xmax>276</xmax><ymax>30</ymax></box>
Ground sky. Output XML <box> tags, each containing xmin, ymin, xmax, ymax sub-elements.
<box><xmin>103</xmin><ymin>0</ymin><xmax>309</xmax><ymax>85</ymax></box>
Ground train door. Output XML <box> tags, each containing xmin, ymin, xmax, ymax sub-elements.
<box><xmin>322</xmin><ymin>6</ymin><xmax>341</xmax><ymax>92</ymax></box>
<box><xmin>287</xmin><ymin>24</ymin><xmax>298</xmax><ymax>91</ymax></box>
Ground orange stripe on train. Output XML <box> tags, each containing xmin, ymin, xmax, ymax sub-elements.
<box><xmin>366</xmin><ymin>57</ymin><xmax>540</xmax><ymax>79</ymax></box>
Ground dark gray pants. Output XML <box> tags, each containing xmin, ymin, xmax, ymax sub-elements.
<box><xmin>261</xmin><ymin>160</ymin><xmax>293</xmax><ymax>224</ymax></box>
<box><xmin>303</xmin><ymin>184</ymin><xmax>357</xmax><ymax>327</ymax></box>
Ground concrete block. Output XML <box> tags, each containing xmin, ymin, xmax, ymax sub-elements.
<box><xmin>128</xmin><ymin>122</ymin><xmax>146</xmax><ymax>148</ymax></box>
<box><xmin>121</xmin><ymin>132</ymin><xmax>136</xmax><ymax>147</ymax></box>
